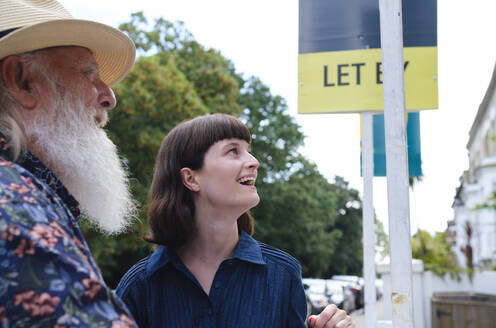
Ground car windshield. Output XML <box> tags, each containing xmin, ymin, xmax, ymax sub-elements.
<box><xmin>332</xmin><ymin>275</ymin><xmax>361</xmax><ymax>284</ymax></box>
<box><xmin>308</xmin><ymin>283</ymin><xmax>326</xmax><ymax>294</ymax></box>
<box><xmin>303</xmin><ymin>279</ymin><xmax>326</xmax><ymax>294</ymax></box>
<box><xmin>326</xmin><ymin>284</ymin><xmax>343</xmax><ymax>294</ymax></box>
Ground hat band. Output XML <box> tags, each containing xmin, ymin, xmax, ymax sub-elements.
<box><xmin>0</xmin><ymin>28</ymin><xmax>20</xmax><ymax>39</ymax></box>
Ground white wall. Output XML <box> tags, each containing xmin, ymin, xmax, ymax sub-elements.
<box><xmin>377</xmin><ymin>259</ymin><xmax>425</xmax><ymax>327</ymax></box>
<box><xmin>456</xmin><ymin>163</ymin><xmax>496</xmax><ymax>269</ymax></box>
<box><xmin>457</xmin><ymin>87</ymin><xmax>496</xmax><ymax>270</ymax></box>
<box><xmin>422</xmin><ymin>270</ymin><xmax>496</xmax><ymax>327</ymax></box>
<box><xmin>378</xmin><ymin>260</ymin><xmax>496</xmax><ymax>328</ymax></box>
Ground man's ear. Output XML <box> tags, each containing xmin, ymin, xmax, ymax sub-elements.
<box><xmin>0</xmin><ymin>55</ymin><xmax>37</xmax><ymax>110</ymax></box>
<box><xmin>180</xmin><ymin>167</ymin><xmax>200</xmax><ymax>192</ymax></box>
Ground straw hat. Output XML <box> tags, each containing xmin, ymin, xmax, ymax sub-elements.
<box><xmin>0</xmin><ymin>0</ymin><xmax>136</xmax><ymax>86</ymax></box>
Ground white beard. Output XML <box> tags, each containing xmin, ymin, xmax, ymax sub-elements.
<box><xmin>22</xmin><ymin>89</ymin><xmax>137</xmax><ymax>235</ymax></box>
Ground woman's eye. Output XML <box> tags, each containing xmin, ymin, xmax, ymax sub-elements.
<box><xmin>228</xmin><ymin>148</ymin><xmax>238</xmax><ymax>155</ymax></box>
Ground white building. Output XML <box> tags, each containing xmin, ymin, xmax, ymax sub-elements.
<box><xmin>451</xmin><ymin>64</ymin><xmax>496</xmax><ymax>270</ymax></box>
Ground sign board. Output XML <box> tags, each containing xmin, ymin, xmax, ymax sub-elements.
<box><xmin>360</xmin><ymin>112</ymin><xmax>422</xmax><ymax>176</ymax></box>
<box><xmin>298</xmin><ymin>0</ymin><xmax>438</xmax><ymax>113</ymax></box>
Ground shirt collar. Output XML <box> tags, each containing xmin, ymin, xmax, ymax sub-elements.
<box><xmin>146</xmin><ymin>230</ymin><xmax>266</xmax><ymax>278</ymax></box>
<box><xmin>232</xmin><ymin>231</ymin><xmax>266</xmax><ymax>265</ymax></box>
<box><xmin>0</xmin><ymin>135</ymin><xmax>81</xmax><ymax>218</ymax></box>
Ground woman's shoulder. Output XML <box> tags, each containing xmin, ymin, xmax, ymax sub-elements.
<box><xmin>116</xmin><ymin>256</ymin><xmax>151</xmax><ymax>296</ymax></box>
<box><xmin>257</xmin><ymin>241</ymin><xmax>301</xmax><ymax>276</ymax></box>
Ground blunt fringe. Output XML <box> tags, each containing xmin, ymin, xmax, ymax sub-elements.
<box><xmin>146</xmin><ymin>114</ymin><xmax>255</xmax><ymax>247</ymax></box>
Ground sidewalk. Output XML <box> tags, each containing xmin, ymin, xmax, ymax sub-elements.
<box><xmin>350</xmin><ymin>300</ymin><xmax>384</xmax><ymax>328</ymax></box>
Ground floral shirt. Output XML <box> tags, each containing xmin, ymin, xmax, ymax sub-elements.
<box><xmin>0</xmin><ymin>138</ymin><xmax>136</xmax><ymax>328</ymax></box>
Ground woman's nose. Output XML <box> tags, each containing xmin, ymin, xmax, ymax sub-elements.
<box><xmin>246</xmin><ymin>152</ymin><xmax>259</xmax><ymax>169</ymax></box>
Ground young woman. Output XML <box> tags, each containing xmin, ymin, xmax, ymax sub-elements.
<box><xmin>116</xmin><ymin>114</ymin><xmax>354</xmax><ymax>328</ymax></box>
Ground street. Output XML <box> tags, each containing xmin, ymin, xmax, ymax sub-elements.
<box><xmin>350</xmin><ymin>300</ymin><xmax>384</xmax><ymax>328</ymax></box>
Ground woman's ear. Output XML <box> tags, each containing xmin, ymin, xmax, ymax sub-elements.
<box><xmin>180</xmin><ymin>168</ymin><xmax>200</xmax><ymax>192</ymax></box>
<box><xmin>1</xmin><ymin>55</ymin><xmax>37</xmax><ymax>110</ymax></box>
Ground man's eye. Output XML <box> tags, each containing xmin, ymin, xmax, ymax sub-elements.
<box><xmin>82</xmin><ymin>69</ymin><xmax>95</xmax><ymax>76</ymax></box>
<box><xmin>228</xmin><ymin>148</ymin><xmax>238</xmax><ymax>155</ymax></box>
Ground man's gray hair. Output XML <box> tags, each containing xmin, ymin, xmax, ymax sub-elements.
<box><xmin>0</xmin><ymin>80</ymin><xmax>25</xmax><ymax>160</ymax></box>
<box><xmin>0</xmin><ymin>52</ymin><xmax>42</xmax><ymax>160</ymax></box>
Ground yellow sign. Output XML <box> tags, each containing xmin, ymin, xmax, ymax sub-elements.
<box><xmin>298</xmin><ymin>47</ymin><xmax>438</xmax><ymax>113</ymax></box>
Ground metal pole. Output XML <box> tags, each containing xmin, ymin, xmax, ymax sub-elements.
<box><xmin>362</xmin><ymin>112</ymin><xmax>377</xmax><ymax>328</ymax></box>
<box><xmin>378</xmin><ymin>0</ymin><xmax>414</xmax><ymax>327</ymax></box>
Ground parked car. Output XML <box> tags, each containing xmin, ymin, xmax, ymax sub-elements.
<box><xmin>302</xmin><ymin>278</ymin><xmax>330</xmax><ymax>315</ymax></box>
<box><xmin>375</xmin><ymin>278</ymin><xmax>384</xmax><ymax>300</ymax></box>
<box><xmin>331</xmin><ymin>275</ymin><xmax>364</xmax><ymax>309</ymax></box>
<box><xmin>325</xmin><ymin>279</ymin><xmax>356</xmax><ymax>313</ymax></box>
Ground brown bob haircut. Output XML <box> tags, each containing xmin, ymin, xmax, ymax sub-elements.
<box><xmin>146</xmin><ymin>113</ymin><xmax>255</xmax><ymax>247</ymax></box>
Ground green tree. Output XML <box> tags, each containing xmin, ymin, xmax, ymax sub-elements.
<box><xmin>411</xmin><ymin>229</ymin><xmax>465</xmax><ymax>279</ymax></box>
<box><xmin>238</xmin><ymin>76</ymin><xmax>363</xmax><ymax>277</ymax></box>
<box><xmin>475</xmin><ymin>190</ymin><xmax>496</xmax><ymax>211</ymax></box>
<box><xmin>374</xmin><ymin>217</ymin><xmax>389</xmax><ymax>261</ymax></box>
<box><xmin>324</xmin><ymin>176</ymin><xmax>363</xmax><ymax>276</ymax></box>
<box><xmin>253</xmin><ymin>160</ymin><xmax>342</xmax><ymax>277</ymax></box>
<box><xmin>239</xmin><ymin>77</ymin><xmax>305</xmax><ymax>183</ymax></box>
<box><xmin>110</xmin><ymin>56</ymin><xmax>208</xmax><ymax>185</ymax></box>
<box><xmin>119</xmin><ymin>12</ymin><xmax>242</xmax><ymax>115</ymax></box>
<box><xmin>83</xmin><ymin>15</ymin><xmax>244</xmax><ymax>288</ymax></box>
<box><xmin>81</xmin><ymin>13</ymin><xmax>364</xmax><ymax>287</ymax></box>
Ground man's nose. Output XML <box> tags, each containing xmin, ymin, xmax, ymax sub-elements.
<box><xmin>95</xmin><ymin>79</ymin><xmax>116</xmax><ymax>110</ymax></box>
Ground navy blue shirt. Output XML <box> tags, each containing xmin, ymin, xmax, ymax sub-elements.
<box><xmin>116</xmin><ymin>231</ymin><xmax>307</xmax><ymax>328</ymax></box>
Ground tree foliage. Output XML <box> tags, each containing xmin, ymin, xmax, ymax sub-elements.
<box><xmin>323</xmin><ymin>176</ymin><xmax>363</xmax><ymax>277</ymax></box>
<box><xmin>239</xmin><ymin>77</ymin><xmax>305</xmax><ymax>183</ymax></box>
<box><xmin>253</xmin><ymin>160</ymin><xmax>342</xmax><ymax>277</ymax></box>
<box><xmin>375</xmin><ymin>216</ymin><xmax>389</xmax><ymax>261</ymax></box>
<box><xmin>474</xmin><ymin>190</ymin><xmax>496</xmax><ymax>212</ymax></box>
<box><xmin>81</xmin><ymin>13</ymin><xmax>364</xmax><ymax>287</ymax></box>
<box><xmin>411</xmin><ymin>229</ymin><xmax>466</xmax><ymax>279</ymax></box>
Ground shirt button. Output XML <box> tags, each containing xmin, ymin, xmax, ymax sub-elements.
<box><xmin>214</xmin><ymin>281</ymin><xmax>222</xmax><ymax>289</ymax></box>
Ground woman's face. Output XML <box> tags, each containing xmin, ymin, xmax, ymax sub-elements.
<box><xmin>193</xmin><ymin>138</ymin><xmax>260</xmax><ymax>213</ymax></box>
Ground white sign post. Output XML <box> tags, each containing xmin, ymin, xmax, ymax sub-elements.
<box><xmin>378</xmin><ymin>0</ymin><xmax>415</xmax><ymax>327</ymax></box>
<box><xmin>362</xmin><ymin>112</ymin><xmax>377</xmax><ymax>328</ymax></box>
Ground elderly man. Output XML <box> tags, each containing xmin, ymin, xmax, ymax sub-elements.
<box><xmin>0</xmin><ymin>0</ymin><xmax>138</xmax><ymax>326</ymax></box>
<box><xmin>0</xmin><ymin>1</ymin><xmax>354</xmax><ymax>327</ymax></box>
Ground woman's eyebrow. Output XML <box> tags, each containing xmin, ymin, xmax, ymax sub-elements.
<box><xmin>223</xmin><ymin>142</ymin><xmax>240</xmax><ymax>149</ymax></box>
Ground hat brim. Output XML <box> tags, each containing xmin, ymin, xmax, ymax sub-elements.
<box><xmin>0</xmin><ymin>19</ymin><xmax>136</xmax><ymax>87</ymax></box>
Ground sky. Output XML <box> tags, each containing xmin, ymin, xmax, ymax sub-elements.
<box><xmin>60</xmin><ymin>0</ymin><xmax>496</xmax><ymax>235</ymax></box>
